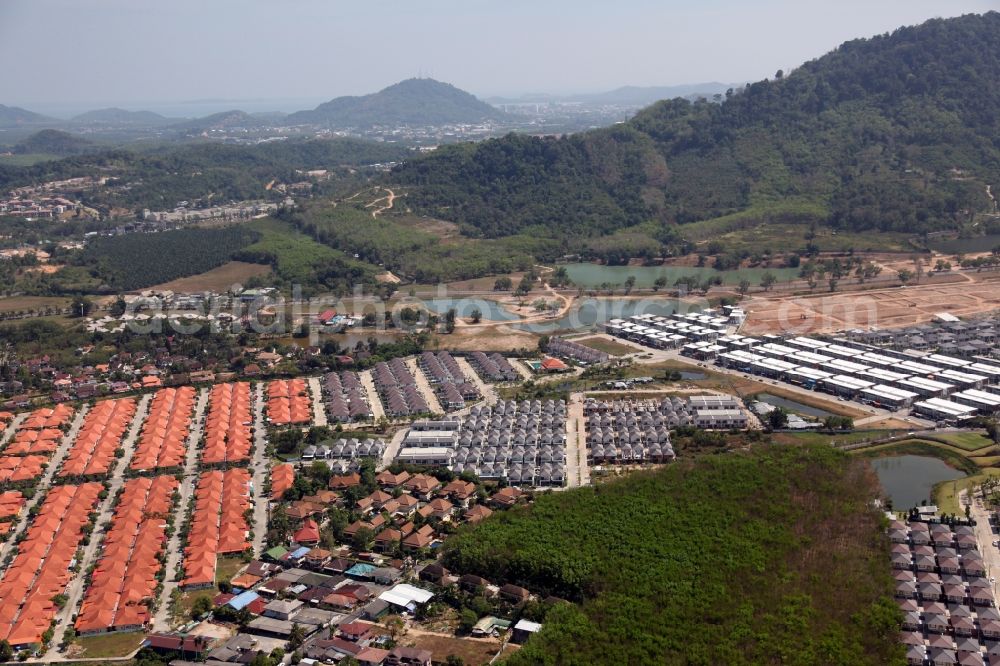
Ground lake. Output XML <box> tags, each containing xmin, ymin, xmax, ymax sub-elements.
<box><xmin>756</xmin><ymin>393</ymin><xmax>834</xmax><ymax>418</ymax></box>
<box><xmin>870</xmin><ymin>455</ymin><xmax>965</xmax><ymax>510</ymax></box>
<box><xmin>563</xmin><ymin>263</ymin><xmax>799</xmax><ymax>289</ymax></box>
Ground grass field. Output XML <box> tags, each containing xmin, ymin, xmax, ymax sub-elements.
<box><xmin>0</xmin><ymin>153</ymin><xmax>60</xmax><ymax>166</ymax></box>
<box><xmin>928</xmin><ymin>431</ymin><xmax>995</xmax><ymax>452</ymax></box>
<box><xmin>0</xmin><ymin>295</ymin><xmax>71</xmax><ymax>314</ymax></box>
<box><xmin>573</xmin><ymin>336</ymin><xmax>643</xmax><ymax>357</ymax></box>
<box><xmin>71</xmin><ymin>632</ymin><xmax>144</xmax><ymax>658</ymax></box>
<box><xmin>150</xmin><ymin>260</ymin><xmax>272</xmax><ymax>293</ymax></box>
<box><xmin>216</xmin><ymin>555</ymin><xmax>247</xmax><ymax>583</ymax></box>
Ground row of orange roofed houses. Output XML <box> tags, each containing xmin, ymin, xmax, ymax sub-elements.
<box><xmin>59</xmin><ymin>398</ymin><xmax>136</xmax><ymax>478</ymax></box>
<box><xmin>4</xmin><ymin>405</ymin><xmax>74</xmax><ymax>456</ymax></box>
<box><xmin>0</xmin><ymin>405</ymin><xmax>75</xmax><ymax>485</ymax></box>
<box><xmin>0</xmin><ymin>490</ymin><xmax>26</xmax><ymax>533</ymax></box>
<box><xmin>267</xmin><ymin>379</ymin><xmax>311</xmax><ymax>426</ymax></box>
<box><xmin>182</xmin><ymin>468</ymin><xmax>252</xmax><ymax>589</ymax></box>
<box><xmin>202</xmin><ymin>382</ymin><xmax>253</xmax><ymax>465</ymax></box>
<box><xmin>75</xmin><ymin>475</ymin><xmax>178</xmax><ymax>635</ymax></box>
<box><xmin>131</xmin><ymin>387</ymin><xmax>196</xmax><ymax>472</ymax></box>
<box><xmin>0</xmin><ymin>483</ymin><xmax>103</xmax><ymax>647</ymax></box>
<box><xmin>271</xmin><ymin>463</ymin><xmax>295</xmax><ymax>500</ymax></box>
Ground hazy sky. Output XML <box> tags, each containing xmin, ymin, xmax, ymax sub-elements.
<box><xmin>1</xmin><ymin>0</ymin><xmax>995</xmax><ymax>114</ymax></box>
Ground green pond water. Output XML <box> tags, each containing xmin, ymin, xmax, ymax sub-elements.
<box><xmin>870</xmin><ymin>455</ymin><xmax>964</xmax><ymax>510</ymax></box>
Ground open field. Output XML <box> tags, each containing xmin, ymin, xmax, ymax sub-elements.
<box><xmin>149</xmin><ymin>261</ymin><xmax>272</xmax><ymax>293</ymax></box>
<box><xmin>0</xmin><ymin>153</ymin><xmax>60</xmax><ymax>166</ymax></box>
<box><xmin>0</xmin><ymin>295</ymin><xmax>72</xmax><ymax>314</ymax></box>
<box><xmin>771</xmin><ymin>430</ymin><xmax>903</xmax><ymax>446</ymax></box>
<box><xmin>400</xmin><ymin>632</ymin><xmax>508</xmax><ymax>666</ymax></box>
<box><xmin>216</xmin><ymin>555</ymin><xmax>247</xmax><ymax>584</ymax></box>
<box><xmin>69</xmin><ymin>632</ymin><xmax>144</xmax><ymax>658</ymax></box>
<box><xmin>928</xmin><ymin>432</ymin><xmax>996</xmax><ymax>452</ymax></box>
<box><xmin>743</xmin><ymin>271</ymin><xmax>1000</xmax><ymax>334</ymax></box>
<box><xmin>573</xmin><ymin>336</ymin><xmax>643</xmax><ymax>357</ymax></box>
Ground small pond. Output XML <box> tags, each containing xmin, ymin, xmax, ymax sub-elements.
<box><xmin>678</xmin><ymin>371</ymin><xmax>706</xmax><ymax>380</ymax></box>
<box><xmin>419</xmin><ymin>298</ymin><xmax>521</xmax><ymax>321</ymax></box>
<box><xmin>870</xmin><ymin>455</ymin><xmax>965</xmax><ymax>510</ymax></box>
<box><xmin>756</xmin><ymin>393</ymin><xmax>834</xmax><ymax>418</ymax></box>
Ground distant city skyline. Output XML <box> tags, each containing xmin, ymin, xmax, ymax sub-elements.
<box><xmin>1</xmin><ymin>0</ymin><xmax>995</xmax><ymax>114</ymax></box>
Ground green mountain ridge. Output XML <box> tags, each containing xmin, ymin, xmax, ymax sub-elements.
<box><xmin>390</xmin><ymin>12</ymin><xmax>1000</xmax><ymax>240</ymax></box>
<box><xmin>0</xmin><ymin>104</ymin><xmax>54</xmax><ymax>127</ymax></box>
<box><xmin>13</xmin><ymin>129</ymin><xmax>95</xmax><ymax>156</ymax></box>
<box><xmin>286</xmin><ymin>78</ymin><xmax>508</xmax><ymax>127</ymax></box>
<box><xmin>71</xmin><ymin>107</ymin><xmax>173</xmax><ymax>125</ymax></box>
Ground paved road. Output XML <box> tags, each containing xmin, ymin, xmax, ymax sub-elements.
<box><xmin>380</xmin><ymin>427</ymin><xmax>408</xmax><ymax>471</ymax></box>
<box><xmin>0</xmin><ymin>404</ymin><xmax>90</xmax><ymax>565</ymax></box>
<box><xmin>565</xmin><ymin>393</ymin><xmax>589</xmax><ymax>487</ymax></box>
<box><xmin>966</xmin><ymin>489</ymin><xmax>1000</xmax><ymax>602</ymax></box>
<box><xmin>250</xmin><ymin>382</ymin><xmax>269</xmax><ymax>559</ymax></box>
<box><xmin>358</xmin><ymin>370</ymin><xmax>386</xmax><ymax>421</ymax></box>
<box><xmin>46</xmin><ymin>393</ymin><xmax>153</xmax><ymax>661</ymax></box>
<box><xmin>455</xmin><ymin>356</ymin><xmax>497</xmax><ymax>406</ymax></box>
<box><xmin>307</xmin><ymin>376</ymin><xmax>328</xmax><ymax>428</ymax></box>
<box><xmin>405</xmin><ymin>357</ymin><xmax>443</xmax><ymax>415</ymax></box>
<box><xmin>0</xmin><ymin>411</ymin><xmax>28</xmax><ymax>450</ymax></box>
<box><xmin>151</xmin><ymin>387</ymin><xmax>210</xmax><ymax>632</ymax></box>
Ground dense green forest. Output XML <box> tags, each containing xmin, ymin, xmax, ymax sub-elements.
<box><xmin>235</xmin><ymin>218</ymin><xmax>378</xmax><ymax>296</ymax></box>
<box><xmin>13</xmin><ymin>129</ymin><xmax>95</xmax><ymax>156</ymax></box>
<box><xmin>73</xmin><ymin>227</ymin><xmax>260</xmax><ymax>290</ymax></box>
<box><xmin>444</xmin><ymin>445</ymin><xmax>901</xmax><ymax>665</ymax></box>
<box><xmin>0</xmin><ymin>138</ymin><xmax>411</xmax><ymax>210</ymax></box>
<box><xmin>391</xmin><ymin>12</ymin><xmax>1000</xmax><ymax>241</ymax></box>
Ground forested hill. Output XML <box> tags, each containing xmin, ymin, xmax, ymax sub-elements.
<box><xmin>0</xmin><ymin>138</ymin><xmax>411</xmax><ymax>210</ymax></box>
<box><xmin>286</xmin><ymin>78</ymin><xmax>508</xmax><ymax>127</ymax></box>
<box><xmin>390</xmin><ymin>12</ymin><xmax>1000</xmax><ymax>239</ymax></box>
<box><xmin>14</xmin><ymin>130</ymin><xmax>94</xmax><ymax>156</ymax></box>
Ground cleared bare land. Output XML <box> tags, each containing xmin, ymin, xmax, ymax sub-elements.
<box><xmin>743</xmin><ymin>271</ymin><xmax>1000</xmax><ymax>334</ymax></box>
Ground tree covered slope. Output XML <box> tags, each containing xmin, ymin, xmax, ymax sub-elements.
<box><xmin>287</xmin><ymin>78</ymin><xmax>508</xmax><ymax>127</ymax></box>
<box><xmin>391</xmin><ymin>12</ymin><xmax>1000</xmax><ymax>239</ymax></box>
<box><xmin>444</xmin><ymin>445</ymin><xmax>901</xmax><ymax>665</ymax></box>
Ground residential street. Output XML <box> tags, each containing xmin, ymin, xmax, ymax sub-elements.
<box><xmin>250</xmin><ymin>381</ymin><xmax>269</xmax><ymax>559</ymax></box>
<box><xmin>151</xmin><ymin>387</ymin><xmax>210</xmax><ymax>632</ymax></box>
<box><xmin>0</xmin><ymin>405</ymin><xmax>90</xmax><ymax>565</ymax></box>
<box><xmin>358</xmin><ymin>370</ymin><xmax>386</xmax><ymax>421</ymax></box>
<box><xmin>405</xmin><ymin>357</ymin><xmax>443</xmax><ymax>415</ymax></box>
<box><xmin>965</xmin><ymin>489</ymin><xmax>1000</xmax><ymax>602</ymax></box>
<box><xmin>565</xmin><ymin>393</ymin><xmax>588</xmax><ymax>488</ymax></box>
<box><xmin>307</xmin><ymin>376</ymin><xmax>327</xmax><ymax>428</ymax></box>
<box><xmin>46</xmin><ymin>392</ymin><xmax>153</xmax><ymax>661</ymax></box>
<box><xmin>455</xmin><ymin>356</ymin><xmax>497</xmax><ymax>405</ymax></box>
<box><xmin>0</xmin><ymin>411</ymin><xmax>28</xmax><ymax>449</ymax></box>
